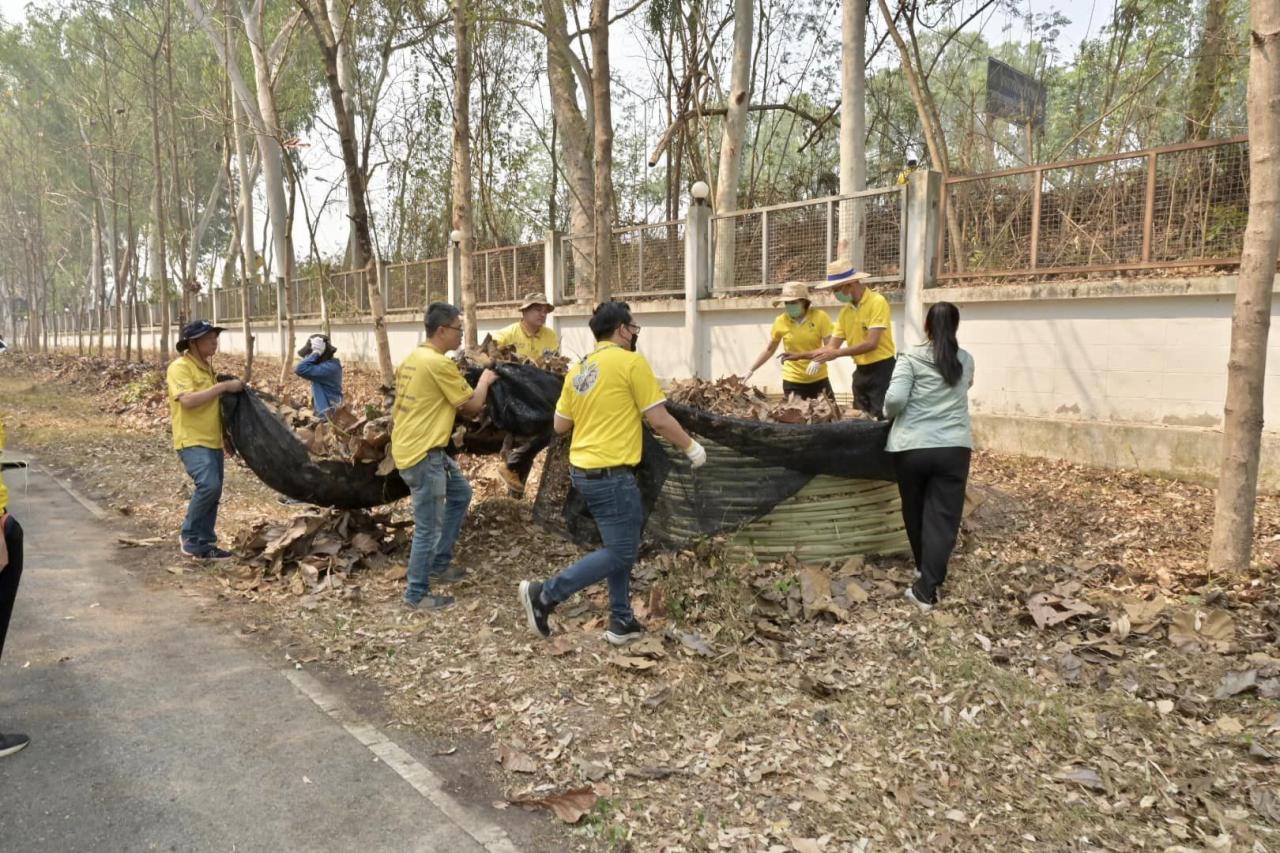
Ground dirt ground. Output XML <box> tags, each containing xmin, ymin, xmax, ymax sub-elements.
<box><xmin>2</xmin><ymin>350</ymin><xmax>1278</xmax><ymax>852</ymax></box>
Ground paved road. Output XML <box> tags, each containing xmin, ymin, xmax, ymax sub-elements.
<box><xmin>0</xmin><ymin>463</ymin><xmax>523</xmax><ymax>853</ymax></box>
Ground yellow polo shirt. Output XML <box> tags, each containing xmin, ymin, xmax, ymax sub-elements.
<box><xmin>493</xmin><ymin>322</ymin><xmax>559</xmax><ymax>361</ymax></box>
<box><xmin>0</xmin><ymin>417</ymin><xmax>8</xmax><ymax>513</ymax></box>
<box><xmin>555</xmin><ymin>342</ymin><xmax>666</xmax><ymax>469</ymax></box>
<box><xmin>834</xmin><ymin>290</ymin><xmax>896</xmax><ymax>366</ymax></box>
<box><xmin>390</xmin><ymin>344</ymin><xmax>475</xmax><ymax>470</ymax></box>
<box><xmin>167</xmin><ymin>354</ymin><xmax>223</xmax><ymax>450</ymax></box>
<box><xmin>770</xmin><ymin>308</ymin><xmax>834</xmax><ymax>383</ymax></box>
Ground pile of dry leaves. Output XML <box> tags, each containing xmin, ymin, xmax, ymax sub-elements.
<box><xmin>263</xmin><ymin>396</ymin><xmax>398</xmax><ymax>474</ymax></box>
<box><xmin>667</xmin><ymin>376</ymin><xmax>869</xmax><ymax>424</ymax></box>
<box><xmin>456</xmin><ymin>335</ymin><xmax>572</xmax><ymax>375</ymax></box>
<box><xmin>228</xmin><ymin>508</ymin><xmax>407</xmax><ymax>598</ymax></box>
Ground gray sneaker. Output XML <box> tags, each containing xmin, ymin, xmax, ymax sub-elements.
<box><xmin>0</xmin><ymin>732</ymin><xmax>30</xmax><ymax>758</ymax></box>
<box><xmin>403</xmin><ymin>594</ymin><xmax>455</xmax><ymax>611</ymax></box>
<box><xmin>431</xmin><ymin>565</ymin><xmax>468</xmax><ymax>584</ymax></box>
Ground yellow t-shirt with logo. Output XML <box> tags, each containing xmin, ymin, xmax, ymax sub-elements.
<box><xmin>492</xmin><ymin>322</ymin><xmax>559</xmax><ymax>361</ymax></box>
<box><xmin>770</xmin><ymin>308</ymin><xmax>834</xmax><ymax>383</ymax></box>
<box><xmin>167</xmin><ymin>354</ymin><xmax>223</xmax><ymax>450</ymax></box>
<box><xmin>0</xmin><ymin>417</ymin><xmax>8</xmax><ymax>513</ymax></box>
<box><xmin>834</xmin><ymin>289</ymin><xmax>896</xmax><ymax>366</ymax></box>
<box><xmin>390</xmin><ymin>344</ymin><xmax>475</xmax><ymax>470</ymax></box>
<box><xmin>555</xmin><ymin>342</ymin><xmax>666</xmax><ymax>470</ymax></box>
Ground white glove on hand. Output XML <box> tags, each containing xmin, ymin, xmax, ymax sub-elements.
<box><xmin>310</xmin><ymin>336</ymin><xmax>326</xmax><ymax>355</ymax></box>
<box><xmin>684</xmin><ymin>440</ymin><xmax>707</xmax><ymax>469</ymax></box>
<box><xmin>740</xmin><ymin>369</ymin><xmax>755</xmax><ymax>381</ymax></box>
<box><xmin>805</xmin><ymin>360</ymin><xmax>821</xmax><ymax>376</ymax></box>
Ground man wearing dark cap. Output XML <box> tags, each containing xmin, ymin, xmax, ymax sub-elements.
<box><xmin>519</xmin><ymin>301</ymin><xmax>707</xmax><ymax>645</ymax></box>
<box><xmin>168</xmin><ymin>320</ymin><xmax>243</xmax><ymax>559</ymax></box>
<box><xmin>294</xmin><ymin>333</ymin><xmax>343</xmax><ymax>418</ymax></box>
<box><xmin>493</xmin><ymin>292</ymin><xmax>560</xmax><ymax>496</ymax></box>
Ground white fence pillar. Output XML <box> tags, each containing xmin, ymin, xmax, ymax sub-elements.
<box><xmin>684</xmin><ymin>192</ymin><xmax>712</xmax><ymax>378</ymax></box>
<box><xmin>446</xmin><ymin>234</ymin><xmax>462</xmax><ymax>307</ymax></box>
<box><xmin>545</xmin><ymin>229</ymin><xmax>564</xmax><ymax>335</ymax></box>
<box><xmin>903</xmin><ymin>170</ymin><xmax>941</xmax><ymax>345</ymax></box>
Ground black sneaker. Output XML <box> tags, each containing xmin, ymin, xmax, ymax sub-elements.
<box><xmin>519</xmin><ymin>580</ymin><xmax>554</xmax><ymax>638</ymax></box>
<box><xmin>0</xmin><ymin>732</ymin><xmax>30</xmax><ymax>758</ymax></box>
<box><xmin>432</xmin><ymin>565</ymin><xmax>468</xmax><ymax>584</ymax></box>
<box><xmin>403</xmin><ymin>594</ymin><xmax>455</xmax><ymax>611</ymax></box>
<box><xmin>203</xmin><ymin>546</ymin><xmax>233</xmax><ymax>561</ymax></box>
<box><xmin>604</xmin><ymin>616</ymin><xmax>646</xmax><ymax>646</ymax></box>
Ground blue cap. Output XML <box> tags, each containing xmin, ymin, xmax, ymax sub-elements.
<box><xmin>176</xmin><ymin>319</ymin><xmax>225</xmax><ymax>352</ymax></box>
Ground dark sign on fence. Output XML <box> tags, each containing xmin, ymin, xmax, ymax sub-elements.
<box><xmin>986</xmin><ymin>57</ymin><xmax>1046</xmax><ymax>128</ymax></box>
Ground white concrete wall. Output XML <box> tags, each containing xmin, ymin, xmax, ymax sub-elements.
<box><xmin>927</xmin><ymin>278</ymin><xmax>1280</xmax><ymax>432</ymax></box>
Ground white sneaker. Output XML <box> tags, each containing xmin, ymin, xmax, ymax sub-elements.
<box><xmin>904</xmin><ymin>586</ymin><xmax>934</xmax><ymax>613</ymax></box>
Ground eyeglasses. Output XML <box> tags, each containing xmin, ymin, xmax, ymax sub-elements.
<box><xmin>446</xmin><ymin>324</ymin><xmax>464</xmax><ymax>333</ymax></box>
<box><xmin>625</xmin><ymin>323</ymin><xmax>641</xmax><ymax>332</ymax></box>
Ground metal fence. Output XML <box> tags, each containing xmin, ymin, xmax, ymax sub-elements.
<box><xmin>938</xmin><ymin>136</ymin><xmax>1250</xmax><ymax>280</ymax></box>
<box><xmin>709</xmin><ymin>188</ymin><xmax>905</xmax><ymax>295</ymax></box>
<box><xmin>562</xmin><ymin>220</ymin><xmax>688</xmax><ymax>301</ymax></box>
<box><xmin>472</xmin><ymin>243</ymin><xmax>544</xmax><ymax>307</ymax></box>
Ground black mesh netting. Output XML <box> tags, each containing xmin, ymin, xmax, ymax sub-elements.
<box><xmin>220</xmin><ymin>364</ymin><xmax>894</xmax><ymax>542</ymax></box>
<box><xmin>221</xmin><ymin>388</ymin><xmax>410</xmax><ymax>509</ymax></box>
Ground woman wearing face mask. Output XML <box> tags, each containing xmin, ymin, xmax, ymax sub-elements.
<box><xmin>741</xmin><ymin>281</ymin><xmax>835</xmax><ymax>400</ymax></box>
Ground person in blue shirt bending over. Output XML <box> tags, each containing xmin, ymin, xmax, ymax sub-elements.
<box><xmin>294</xmin><ymin>334</ymin><xmax>344</xmax><ymax>418</ymax></box>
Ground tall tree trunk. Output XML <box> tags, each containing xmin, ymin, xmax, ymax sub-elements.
<box><xmin>875</xmin><ymin>0</ymin><xmax>964</xmax><ymax>269</ymax></box>
<box><xmin>712</xmin><ymin>0</ymin><xmax>753</xmax><ymax>293</ymax></box>
<box><xmin>543</xmin><ymin>0</ymin><xmax>596</xmax><ymax>296</ymax></box>
<box><xmin>452</xmin><ymin>0</ymin><xmax>478</xmax><ymax>347</ymax></box>
<box><xmin>1186</xmin><ymin>0</ymin><xmax>1233</xmax><ymax>140</ymax></box>
<box><xmin>589</xmin><ymin>0</ymin><xmax>614</xmax><ymax>303</ymax></box>
<box><xmin>91</xmin><ymin>200</ymin><xmax>106</xmax><ymax>356</ymax></box>
<box><xmin>149</xmin><ymin>58</ymin><xmax>170</xmax><ymax>364</ymax></box>
<box><xmin>840</xmin><ymin>0</ymin><xmax>867</xmax><ymax>266</ymax></box>
<box><xmin>1207</xmin><ymin>1</ymin><xmax>1280</xmax><ymax>574</ymax></box>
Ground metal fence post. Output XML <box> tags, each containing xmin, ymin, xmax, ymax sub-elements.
<box><xmin>761</xmin><ymin>209</ymin><xmax>770</xmax><ymax>288</ymax></box>
<box><xmin>1142</xmin><ymin>152</ymin><xmax>1157</xmax><ymax>262</ymax></box>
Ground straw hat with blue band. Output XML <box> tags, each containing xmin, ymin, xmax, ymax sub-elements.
<box><xmin>813</xmin><ymin>257</ymin><xmax>871</xmax><ymax>290</ymax></box>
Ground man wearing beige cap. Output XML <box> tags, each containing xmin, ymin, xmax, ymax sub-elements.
<box><xmin>493</xmin><ymin>293</ymin><xmax>560</xmax><ymax>494</ymax></box>
<box><xmin>802</xmin><ymin>258</ymin><xmax>897</xmax><ymax>418</ymax></box>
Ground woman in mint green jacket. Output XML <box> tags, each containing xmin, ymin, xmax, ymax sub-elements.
<box><xmin>883</xmin><ymin>302</ymin><xmax>974</xmax><ymax>612</ymax></box>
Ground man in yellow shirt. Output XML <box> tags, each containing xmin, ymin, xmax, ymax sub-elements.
<box><xmin>168</xmin><ymin>320</ymin><xmax>244</xmax><ymax>560</ymax></box>
<box><xmin>0</xmin><ymin>415</ymin><xmax>30</xmax><ymax>758</ymax></box>
<box><xmin>809</xmin><ymin>258</ymin><xmax>897</xmax><ymax>418</ymax></box>
<box><xmin>391</xmin><ymin>302</ymin><xmax>498</xmax><ymax>610</ymax></box>
<box><xmin>492</xmin><ymin>292</ymin><xmax>560</xmax><ymax>496</ymax></box>
<box><xmin>518</xmin><ymin>301</ymin><xmax>707</xmax><ymax>645</ymax></box>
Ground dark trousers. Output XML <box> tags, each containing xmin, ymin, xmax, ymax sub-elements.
<box><xmin>0</xmin><ymin>513</ymin><xmax>24</xmax><ymax>663</ymax></box>
<box><xmin>852</xmin><ymin>356</ymin><xmax>896</xmax><ymax>419</ymax></box>
<box><xmin>782</xmin><ymin>379</ymin><xmax>835</xmax><ymax>400</ymax></box>
<box><xmin>505</xmin><ymin>432</ymin><xmax>552</xmax><ymax>482</ymax></box>
<box><xmin>892</xmin><ymin>447</ymin><xmax>970</xmax><ymax>604</ymax></box>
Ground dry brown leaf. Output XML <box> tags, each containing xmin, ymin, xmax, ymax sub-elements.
<box><xmin>1053</xmin><ymin>765</ymin><xmax>1106</xmax><ymax>791</ymax></box>
<box><xmin>497</xmin><ymin>743</ymin><xmax>538</xmax><ymax>774</ymax></box>
<box><xmin>609</xmin><ymin>654</ymin><xmax>658</xmax><ymax>672</ymax></box>
<box><xmin>508</xmin><ymin>787</ymin><xmax>598</xmax><ymax>824</ymax></box>
<box><xmin>1215</xmin><ymin>669</ymin><xmax>1258</xmax><ymax>699</ymax></box>
<box><xmin>1168</xmin><ymin>607</ymin><xmax>1234</xmax><ymax>652</ymax></box>
<box><xmin>1250</xmin><ymin>786</ymin><xmax>1280</xmax><ymax>825</ymax></box>
<box><xmin>1026</xmin><ymin>592</ymin><xmax>1098</xmax><ymax>630</ymax></box>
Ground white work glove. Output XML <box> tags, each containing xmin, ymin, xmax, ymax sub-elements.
<box><xmin>684</xmin><ymin>440</ymin><xmax>707</xmax><ymax>469</ymax></box>
<box><xmin>740</xmin><ymin>369</ymin><xmax>755</xmax><ymax>381</ymax></box>
<box><xmin>310</xmin><ymin>336</ymin><xmax>326</xmax><ymax>355</ymax></box>
<box><xmin>805</xmin><ymin>360</ymin><xmax>821</xmax><ymax>376</ymax></box>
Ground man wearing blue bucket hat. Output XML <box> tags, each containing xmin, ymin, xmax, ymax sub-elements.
<box><xmin>168</xmin><ymin>319</ymin><xmax>243</xmax><ymax>560</ymax></box>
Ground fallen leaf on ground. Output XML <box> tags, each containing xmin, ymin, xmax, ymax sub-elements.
<box><xmin>609</xmin><ymin>654</ymin><xmax>657</xmax><ymax>672</ymax></box>
<box><xmin>1215</xmin><ymin>669</ymin><xmax>1258</xmax><ymax>700</ymax></box>
<box><xmin>1053</xmin><ymin>765</ymin><xmax>1106</xmax><ymax>791</ymax></box>
<box><xmin>1169</xmin><ymin>607</ymin><xmax>1234</xmax><ymax>652</ymax></box>
<box><xmin>508</xmin><ymin>787</ymin><xmax>598</xmax><ymax>824</ymax></box>
<box><xmin>1026</xmin><ymin>592</ymin><xmax>1098</xmax><ymax>629</ymax></box>
<box><xmin>497</xmin><ymin>743</ymin><xmax>538</xmax><ymax>773</ymax></box>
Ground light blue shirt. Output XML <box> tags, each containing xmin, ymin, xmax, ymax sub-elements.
<box><xmin>883</xmin><ymin>343</ymin><xmax>974</xmax><ymax>452</ymax></box>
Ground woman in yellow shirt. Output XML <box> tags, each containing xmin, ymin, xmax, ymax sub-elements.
<box><xmin>743</xmin><ymin>281</ymin><xmax>835</xmax><ymax>400</ymax></box>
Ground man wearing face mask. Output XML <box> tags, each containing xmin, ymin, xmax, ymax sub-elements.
<box><xmin>518</xmin><ymin>301</ymin><xmax>707</xmax><ymax>645</ymax></box>
<box><xmin>804</xmin><ymin>258</ymin><xmax>897</xmax><ymax>418</ymax></box>
<box><xmin>742</xmin><ymin>281</ymin><xmax>834</xmax><ymax>399</ymax></box>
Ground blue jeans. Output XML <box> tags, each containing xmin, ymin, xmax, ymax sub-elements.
<box><xmin>399</xmin><ymin>450</ymin><xmax>472</xmax><ymax>603</ymax></box>
<box><xmin>543</xmin><ymin>469</ymin><xmax>643</xmax><ymax>621</ymax></box>
<box><xmin>178</xmin><ymin>446</ymin><xmax>224</xmax><ymax>548</ymax></box>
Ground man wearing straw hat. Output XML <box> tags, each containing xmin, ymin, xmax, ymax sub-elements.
<box><xmin>805</xmin><ymin>258</ymin><xmax>897</xmax><ymax>418</ymax></box>
<box><xmin>493</xmin><ymin>292</ymin><xmax>560</xmax><ymax>496</ymax></box>
<box><xmin>742</xmin><ymin>281</ymin><xmax>835</xmax><ymax>400</ymax></box>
